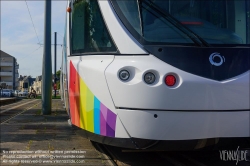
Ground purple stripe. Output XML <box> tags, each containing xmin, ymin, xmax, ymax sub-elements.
<box><xmin>106</xmin><ymin>109</ymin><xmax>116</xmax><ymax>137</ymax></box>
<box><xmin>100</xmin><ymin>103</ymin><xmax>107</xmax><ymax>136</ymax></box>
<box><xmin>106</xmin><ymin>123</ymin><xmax>115</xmax><ymax>137</ymax></box>
<box><xmin>107</xmin><ymin>109</ymin><xmax>116</xmax><ymax>131</ymax></box>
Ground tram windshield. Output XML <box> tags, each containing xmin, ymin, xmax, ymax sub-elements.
<box><xmin>112</xmin><ymin>0</ymin><xmax>250</xmax><ymax>46</ymax></box>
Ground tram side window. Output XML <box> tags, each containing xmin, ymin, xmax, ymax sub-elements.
<box><xmin>71</xmin><ymin>0</ymin><xmax>117</xmax><ymax>54</ymax></box>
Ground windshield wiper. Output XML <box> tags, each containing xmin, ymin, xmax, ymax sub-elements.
<box><xmin>141</xmin><ymin>0</ymin><xmax>210</xmax><ymax>47</ymax></box>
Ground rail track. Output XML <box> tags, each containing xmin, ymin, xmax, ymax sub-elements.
<box><xmin>0</xmin><ymin>99</ymin><xmax>41</xmax><ymax>124</ymax></box>
<box><xmin>0</xmin><ymin>98</ymin><xmax>24</xmax><ymax>108</ymax></box>
<box><xmin>92</xmin><ymin>142</ymin><xmax>250</xmax><ymax>166</ymax></box>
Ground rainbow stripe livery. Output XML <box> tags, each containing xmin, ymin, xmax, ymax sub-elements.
<box><xmin>69</xmin><ymin>61</ymin><xmax>116</xmax><ymax>137</ymax></box>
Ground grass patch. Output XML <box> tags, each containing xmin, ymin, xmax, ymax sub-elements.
<box><xmin>52</xmin><ymin>95</ymin><xmax>61</xmax><ymax>99</ymax></box>
<box><xmin>35</xmin><ymin>110</ymin><xmax>42</xmax><ymax>115</ymax></box>
<box><xmin>48</xmin><ymin>142</ymin><xmax>55</xmax><ymax>151</ymax></box>
<box><xmin>19</xmin><ymin>125</ymin><xmax>25</xmax><ymax>130</ymax></box>
<box><xmin>53</xmin><ymin>111</ymin><xmax>58</xmax><ymax>116</ymax></box>
<box><xmin>26</xmin><ymin>140</ymin><xmax>33</xmax><ymax>150</ymax></box>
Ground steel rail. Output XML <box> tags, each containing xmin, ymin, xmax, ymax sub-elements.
<box><xmin>91</xmin><ymin>142</ymin><xmax>118</xmax><ymax>166</ymax></box>
<box><xmin>0</xmin><ymin>99</ymin><xmax>39</xmax><ymax>114</ymax></box>
<box><xmin>0</xmin><ymin>100</ymin><xmax>41</xmax><ymax>124</ymax></box>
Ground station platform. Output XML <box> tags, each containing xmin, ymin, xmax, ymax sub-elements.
<box><xmin>0</xmin><ymin>97</ymin><xmax>19</xmax><ymax>106</ymax></box>
<box><xmin>0</xmin><ymin>99</ymin><xmax>112</xmax><ymax>166</ymax></box>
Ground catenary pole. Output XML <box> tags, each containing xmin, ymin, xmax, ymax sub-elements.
<box><xmin>42</xmin><ymin>0</ymin><xmax>52</xmax><ymax>115</ymax></box>
<box><xmin>54</xmin><ymin>32</ymin><xmax>57</xmax><ymax>98</ymax></box>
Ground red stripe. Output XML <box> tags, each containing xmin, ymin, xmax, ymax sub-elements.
<box><xmin>69</xmin><ymin>61</ymin><xmax>80</xmax><ymax>127</ymax></box>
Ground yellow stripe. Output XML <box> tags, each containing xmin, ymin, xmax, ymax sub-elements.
<box><xmin>79</xmin><ymin>79</ymin><xmax>87</xmax><ymax>129</ymax></box>
<box><xmin>86</xmin><ymin>87</ymin><xmax>94</xmax><ymax>132</ymax></box>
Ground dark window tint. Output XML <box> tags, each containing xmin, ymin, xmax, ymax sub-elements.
<box><xmin>113</xmin><ymin>0</ymin><xmax>250</xmax><ymax>45</ymax></box>
<box><xmin>71</xmin><ymin>0</ymin><xmax>117</xmax><ymax>54</ymax></box>
<box><xmin>116</xmin><ymin>0</ymin><xmax>141</xmax><ymax>35</ymax></box>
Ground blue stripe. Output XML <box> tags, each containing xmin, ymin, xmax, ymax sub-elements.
<box><xmin>94</xmin><ymin>97</ymin><xmax>100</xmax><ymax>134</ymax></box>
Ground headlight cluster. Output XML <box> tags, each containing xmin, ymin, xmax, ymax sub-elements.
<box><xmin>119</xmin><ymin>69</ymin><xmax>177</xmax><ymax>87</ymax></box>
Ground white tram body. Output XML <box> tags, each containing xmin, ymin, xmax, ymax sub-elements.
<box><xmin>61</xmin><ymin>0</ymin><xmax>250</xmax><ymax>149</ymax></box>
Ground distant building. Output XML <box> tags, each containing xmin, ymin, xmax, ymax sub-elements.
<box><xmin>31</xmin><ymin>75</ymin><xmax>57</xmax><ymax>95</ymax></box>
<box><xmin>18</xmin><ymin>75</ymin><xmax>35</xmax><ymax>92</ymax></box>
<box><xmin>32</xmin><ymin>75</ymin><xmax>42</xmax><ymax>94</ymax></box>
<box><xmin>0</xmin><ymin>50</ymin><xmax>19</xmax><ymax>90</ymax></box>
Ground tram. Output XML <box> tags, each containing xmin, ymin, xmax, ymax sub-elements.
<box><xmin>61</xmin><ymin>0</ymin><xmax>250</xmax><ymax>150</ymax></box>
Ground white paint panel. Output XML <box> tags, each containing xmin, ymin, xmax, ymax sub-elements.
<box><xmin>105</xmin><ymin>55</ymin><xmax>250</xmax><ymax>110</ymax></box>
<box><xmin>115</xmin><ymin>116</ymin><xmax>130</xmax><ymax>138</ymax></box>
<box><xmin>98</xmin><ymin>0</ymin><xmax>147</xmax><ymax>54</ymax></box>
<box><xmin>117</xmin><ymin>109</ymin><xmax>250</xmax><ymax>140</ymax></box>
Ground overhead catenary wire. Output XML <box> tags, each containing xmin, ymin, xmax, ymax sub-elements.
<box><xmin>25</xmin><ymin>0</ymin><xmax>41</xmax><ymax>45</ymax></box>
<box><xmin>18</xmin><ymin>45</ymin><xmax>42</xmax><ymax>62</ymax></box>
<box><xmin>56</xmin><ymin>32</ymin><xmax>64</xmax><ymax>39</ymax></box>
<box><xmin>38</xmin><ymin>33</ymin><xmax>64</xmax><ymax>47</ymax></box>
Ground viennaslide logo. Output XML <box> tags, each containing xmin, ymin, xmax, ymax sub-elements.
<box><xmin>219</xmin><ymin>146</ymin><xmax>249</xmax><ymax>165</ymax></box>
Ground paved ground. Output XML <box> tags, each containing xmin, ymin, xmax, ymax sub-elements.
<box><xmin>1</xmin><ymin>99</ymin><xmax>249</xmax><ymax>166</ymax></box>
<box><xmin>0</xmin><ymin>99</ymin><xmax>113</xmax><ymax>166</ymax></box>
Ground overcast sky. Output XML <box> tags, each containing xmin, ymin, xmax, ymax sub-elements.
<box><xmin>1</xmin><ymin>0</ymin><xmax>67</xmax><ymax>77</ymax></box>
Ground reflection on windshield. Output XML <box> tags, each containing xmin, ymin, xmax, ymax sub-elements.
<box><xmin>114</xmin><ymin>0</ymin><xmax>250</xmax><ymax>45</ymax></box>
<box><xmin>141</xmin><ymin>0</ymin><xmax>211</xmax><ymax>47</ymax></box>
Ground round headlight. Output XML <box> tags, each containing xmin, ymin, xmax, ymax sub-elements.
<box><xmin>119</xmin><ymin>70</ymin><xmax>130</xmax><ymax>81</ymax></box>
<box><xmin>144</xmin><ymin>72</ymin><xmax>155</xmax><ymax>84</ymax></box>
